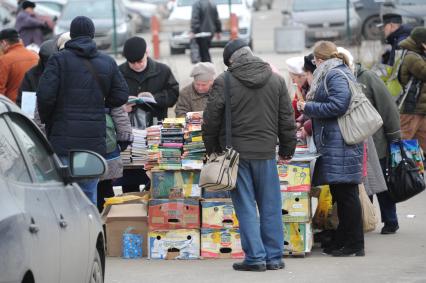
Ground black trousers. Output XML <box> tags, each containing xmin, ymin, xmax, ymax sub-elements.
<box><xmin>97</xmin><ymin>179</ymin><xmax>115</xmax><ymax>213</ymax></box>
<box><xmin>196</xmin><ymin>36</ymin><xmax>212</xmax><ymax>62</ymax></box>
<box><xmin>330</xmin><ymin>183</ymin><xmax>364</xmax><ymax>250</ymax></box>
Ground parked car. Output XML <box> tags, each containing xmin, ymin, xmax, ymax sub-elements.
<box><xmin>381</xmin><ymin>0</ymin><xmax>426</xmax><ymax>27</ymax></box>
<box><xmin>286</xmin><ymin>0</ymin><xmax>362</xmax><ymax>47</ymax></box>
<box><xmin>353</xmin><ymin>0</ymin><xmax>383</xmax><ymax>40</ymax></box>
<box><xmin>54</xmin><ymin>0</ymin><xmax>134</xmax><ymax>50</ymax></box>
<box><xmin>122</xmin><ymin>0</ymin><xmax>158</xmax><ymax>31</ymax></box>
<box><xmin>33</xmin><ymin>0</ymin><xmax>67</xmax><ymax>18</ymax></box>
<box><xmin>0</xmin><ymin>5</ymin><xmax>15</xmax><ymax>29</ymax></box>
<box><xmin>167</xmin><ymin>0</ymin><xmax>253</xmax><ymax>55</ymax></box>
<box><xmin>252</xmin><ymin>0</ymin><xmax>273</xmax><ymax>11</ymax></box>
<box><xmin>0</xmin><ymin>95</ymin><xmax>106</xmax><ymax>283</ymax></box>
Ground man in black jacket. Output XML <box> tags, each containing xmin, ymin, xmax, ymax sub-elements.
<box><xmin>37</xmin><ymin>16</ymin><xmax>129</xmax><ymax>204</ymax></box>
<box><xmin>190</xmin><ymin>0</ymin><xmax>222</xmax><ymax>62</ymax></box>
<box><xmin>203</xmin><ymin>39</ymin><xmax>296</xmax><ymax>271</ymax></box>
<box><xmin>119</xmin><ymin>36</ymin><xmax>179</xmax><ymax>122</ymax></box>
<box><xmin>119</xmin><ymin>36</ymin><xmax>179</xmax><ymax>193</ymax></box>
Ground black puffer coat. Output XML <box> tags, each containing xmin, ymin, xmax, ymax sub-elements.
<box><xmin>119</xmin><ymin>58</ymin><xmax>179</xmax><ymax>121</ymax></box>
<box><xmin>37</xmin><ymin>36</ymin><xmax>129</xmax><ymax>156</ymax></box>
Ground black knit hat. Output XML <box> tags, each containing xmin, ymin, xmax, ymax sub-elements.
<box><xmin>377</xmin><ymin>13</ymin><xmax>402</xmax><ymax>28</ymax></box>
<box><xmin>22</xmin><ymin>1</ymin><xmax>36</xmax><ymax>9</ymax></box>
<box><xmin>303</xmin><ymin>53</ymin><xmax>316</xmax><ymax>73</ymax></box>
<box><xmin>410</xmin><ymin>27</ymin><xmax>426</xmax><ymax>46</ymax></box>
<box><xmin>123</xmin><ymin>37</ymin><xmax>147</xmax><ymax>63</ymax></box>
<box><xmin>70</xmin><ymin>16</ymin><xmax>95</xmax><ymax>39</ymax></box>
<box><xmin>223</xmin><ymin>39</ymin><xmax>248</xmax><ymax>67</ymax></box>
<box><xmin>0</xmin><ymin>28</ymin><xmax>19</xmax><ymax>40</ymax></box>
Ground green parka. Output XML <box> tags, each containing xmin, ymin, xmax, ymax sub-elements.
<box><xmin>398</xmin><ymin>37</ymin><xmax>426</xmax><ymax>115</ymax></box>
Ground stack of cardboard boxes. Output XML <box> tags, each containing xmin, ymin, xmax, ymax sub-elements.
<box><xmin>148</xmin><ymin>170</ymin><xmax>202</xmax><ymax>259</ymax></box>
<box><xmin>200</xmin><ymin>198</ymin><xmax>244</xmax><ymax>259</ymax></box>
<box><xmin>278</xmin><ymin>161</ymin><xmax>313</xmax><ymax>256</ymax></box>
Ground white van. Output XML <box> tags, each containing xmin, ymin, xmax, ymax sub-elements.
<box><xmin>167</xmin><ymin>0</ymin><xmax>253</xmax><ymax>54</ymax></box>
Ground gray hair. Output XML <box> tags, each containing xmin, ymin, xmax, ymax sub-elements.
<box><xmin>229</xmin><ymin>46</ymin><xmax>253</xmax><ymax>65</ymax></box>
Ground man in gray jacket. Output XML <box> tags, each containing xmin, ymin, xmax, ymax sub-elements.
<box><xmin>190</xmin><ymin>0</ymin><xmax>222</xmax><ymax>62</ymax></box>
<box><xmin>203</xmin><ymin>39</ymin><xmax>297</xmax><ymax>271</ymax></box>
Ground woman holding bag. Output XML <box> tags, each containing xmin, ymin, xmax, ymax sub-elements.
<box><xmin>297</xmin><ymin>41</ymin><xmax>364</xmax><ymax>257</ymax></box>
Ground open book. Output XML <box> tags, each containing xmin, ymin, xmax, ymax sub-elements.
<box><xmin>127</xmin><ymin>96</ymin><xmax>157</xmax><ymax>105</ymax></box>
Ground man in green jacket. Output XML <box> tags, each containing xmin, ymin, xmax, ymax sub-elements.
<box><xmin>398</xmin><ymin>27</ymin><xmax>426</xmax><ymax>154</ymax></box>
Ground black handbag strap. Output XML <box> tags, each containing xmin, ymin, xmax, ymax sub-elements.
<box><xmin>81</xmin><ymin>58</ymin><xmax>109</xmax><ymax>99</ymax></box>
<box><xmin>224</xmin><ymin>71</ymin><xmax>232</xmax><ymax>148</ymax></box>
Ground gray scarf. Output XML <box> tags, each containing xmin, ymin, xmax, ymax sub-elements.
<box><xmin>306</xmin><ymin>58</ymin><xmax>343</xmax><ymax>101</ymax></box>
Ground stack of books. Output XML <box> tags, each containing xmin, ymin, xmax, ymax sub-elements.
<box><xmin>147</xmin><ymin>125</ymin><xmax>162</xmax><ymax>147</ymax></box>
<box><xmin>159</xmin><ymin>118</ymin><xmax>185</xmax><ymax>170</ymax></box>
<box><xmin>182</xmin><ymin>112</ymin><xmax>205</xmax><ymax>170</ymax></box>
<box><xmin>131</xmin><ymin>129</ymin><xmax>148</xmax><ymax>166</ymax></box>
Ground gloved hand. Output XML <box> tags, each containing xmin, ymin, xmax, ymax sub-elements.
<box><xmin>118</xmin><ymin>141</ymin><xmax>132</xmax><ymax>152</ymax></box>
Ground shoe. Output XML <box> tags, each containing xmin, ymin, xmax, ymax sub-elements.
<box><xmin>332</xmin><ymin>247</ymin><xmax>365</xmax><ymax>257</ymax></box>
<box><xmin>266</xmin><ymin>261</ymin><xmax>285</xmax><ymax>270</ymax></box>
<box><xmin>322</xmin><ymin>244</ymin><xmax>343</xmax><ymax>255</ymax></box>
<box><xmin>232</xmin><ymin>262</ymin><xmax>266</xmax><ymax>272</ymax></box>
<box><xmin>381</xmin><ymin>224</ymin><xmax>399</xmax><ymax>235</ymax></box>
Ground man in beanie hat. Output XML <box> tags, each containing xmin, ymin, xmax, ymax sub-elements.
<box><xmin>397</xmin><ymin>27</ymin><xmax>426</xmax><ymax>155</ymax></box>
<box><xmin>203</xmin><ymin>39</ymin><xmax>296</xmax><ymax>271</ymax></box>
<box><xmin>0</xmin><ymin>28</ymin><xmax>39</xmax><ymax>103</ymax></box>
<box><xmin>175</xmin><ymin>62</ymin><xmax>216</xmax><ymax>117</ymax></box>
<box><xmin>378</xmin><ymin>13</ymin><xmax>412</xmax><ymax>66</ymax></box>
<box><xmin>119</xmin><ymin>36</ymin><xmax>179</xmax><ymax>193</ymax></box>
<box><xmin>15</xmin><ymin>1</ymin><xmax>49</xmax><ymax>46</ymax></box>
<box><xmin>190</xmin><ymin>0</ymin><xmax>221</xmax><ymax>62</ymax></box>
<box><xmin>37</xmin><ymin>16</ymin><xmax>129</xmax><ymax>205</ymax></box>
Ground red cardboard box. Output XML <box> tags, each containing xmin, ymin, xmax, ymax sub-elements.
<box><xmin>148</xmin><ymin>199</ymin><xmax>200</xmax><ymax>230</ymax></box>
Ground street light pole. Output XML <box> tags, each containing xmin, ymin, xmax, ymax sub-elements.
<box><xmin>346</xmin><ymin>0</ymin><xmax>351</xmax><ymax>43</ymax></box>
<box><xmin>112</xmin><ymin>0</ymin><xmax>118</xmax><ymax>56</ymax></box>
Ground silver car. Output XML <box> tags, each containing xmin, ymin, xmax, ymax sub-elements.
<box><xmin>0</xmin><ymin>96</ymin><xmax>107</xmax><ymax>283</ymax></box>
<box><xmin>54</xmin><ymin>0</ymin><xmax>134</xmax><ymax>50</ymax></box>
<box><xmin>287</xmin><ymin>0</ymin><xmax>362</xmax><ymax>47</ymax></box>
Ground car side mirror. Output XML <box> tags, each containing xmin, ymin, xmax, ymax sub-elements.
<box><xmin>61</xmin><ymin>150</ymin><xmax>106</xmax><ymax>183</ymax></box>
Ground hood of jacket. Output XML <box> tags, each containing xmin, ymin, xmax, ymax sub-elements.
<box><xmin>399</xmin><ymin>36</ymin><xmax>423</xmax><ymax>54</ymax></box>
<box><xmin>228</xmin><ymin>55</ymin><xmax>272</xmax><ymax>89</ymax></box>
<box><xmin>386</xmin><ymin>24</ymin><xmax>412</xmax><ymax>46</ymax></box>
<box><xmin>64</xmin><ymin>36</ymin><xmax>98</xmax><ymax>58</ymax></box>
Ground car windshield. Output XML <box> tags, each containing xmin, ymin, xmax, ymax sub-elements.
<box><xmin>61</xmin><ymin>1</ymin><xmax>123</xmax><ymax>21</ymax></box>
<box><xmin>177</xmin><ymin>0</ymin><xmax>242</xmax><ymax>6</ymax></box>
<box><xmin>293</xmin><ymin>0</ymin><xmax>347</xmax><ymax>12</ymax></box>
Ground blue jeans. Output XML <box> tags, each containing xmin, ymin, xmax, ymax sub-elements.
<box><xmin>378</xmin><ymin>158</ymin><xmax>398</xmax><ymax>226</ymax></box>
<box><xmin>231</xmin><ymin>158</ymin><xmax>283</xmax><ymax>265</ymax></box>
<box><xmin>60</xmin><ymin>156</ymin><xmax>99</xmax><ymax>205</ymax></box>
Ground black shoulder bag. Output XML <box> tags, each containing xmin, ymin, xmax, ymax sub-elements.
<box><xmin>385</xmin><ymin>141</ymin><xmax>425</xmax><ymax>203</ymax></box>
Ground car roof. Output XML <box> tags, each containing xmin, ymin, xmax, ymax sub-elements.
<box><xmin>0</xmin><ymin>96</ymin><xmax>23</xmax><ymax>116</ymax></box>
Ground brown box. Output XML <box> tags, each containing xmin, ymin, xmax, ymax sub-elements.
<box><xmin>105</xmin><ymin>203</ymin><xmax>148</xmax><ymax>257</ymax></box>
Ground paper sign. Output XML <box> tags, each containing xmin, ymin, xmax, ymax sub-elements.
<box><xmin>21</xmin><ymin>92</ymin><xmax>36</xmax><ymax>119</ymax></box>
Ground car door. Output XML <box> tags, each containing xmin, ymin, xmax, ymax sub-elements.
<box><xmin>0</xmin><ymin>115</ymin><xmax>60</xmax><ymax>283</ymax></box>
<box><xmin>5</xmin><ymin>113</ymin><xmax>90</xmax><ymax>283</ymax></box>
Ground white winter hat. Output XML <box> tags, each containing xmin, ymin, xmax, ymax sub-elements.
<box><xmin>286</xmin><ymin>57</ymin><xmax>305</xmax><ymax>75</ymax></box>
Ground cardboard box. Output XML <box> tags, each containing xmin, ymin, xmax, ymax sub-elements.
<box><xmin>148</xmin><ymin>199</ymin><xmax>200</xmax><ymax>230</ymax></box>
<box><xmin>151</xmin><ymin>170</ymin><xmax>201</xmax><ymax>198</ymax></box>
<box><xmin>148</xmin><ymin>229</ymin><xmax>200</xmax><ymax>260</ymax></box>
<box><xmin>277</xmin><ymin>162</ymin><xmax>311</xmax><ymax>191</ymax></box>
<box><xmin>105</xmin><ymin>203</ymin><xmax>148</xmax><ymax>257</ymax></box>
<box><xmin>283</xmin><ymin>222</ymin><xmax>313</xmax><ymax>254</ymax></box>
<box><xmin>282</xmin><ymin>191</ymin><xmax>311</xmax><ymax>222</ymax></box>
<box><xmin>201</xmin><ymin>199</ymin><xmax>239</xmax><ymax>229</ymax></box>
<box><xmin>200</xmin><ymin>228</ymin><xmax>244</xmax><ymax>259</ymax></box>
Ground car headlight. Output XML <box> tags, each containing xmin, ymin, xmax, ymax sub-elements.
<box><xmin>116</xmin><ymin>23</ymin><xmax>128</xmax><ymax>34</ymax></box>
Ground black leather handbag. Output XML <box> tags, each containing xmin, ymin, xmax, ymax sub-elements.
<box><xmin>386</xmin><ymin>141</ymin><xmax>425</xmax><ymax>203</ymax></box>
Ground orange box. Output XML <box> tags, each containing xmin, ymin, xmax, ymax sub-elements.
<box><xmin>148</xmin><ymin>199</ymin><xmax>200</xmax><ymax>230</ymax></box>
